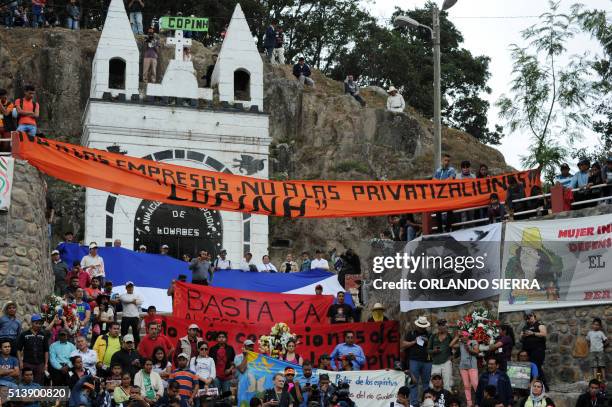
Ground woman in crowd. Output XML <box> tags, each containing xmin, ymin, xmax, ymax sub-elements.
<box><xmin>518</xmin><ymin>380</ymin><xmax>555</xmax><ymax>407</ymax></box>
<box><xmin>134</xmin><ymin>358</ymin><xmax>164</xmax><ymax>405</ymax></box>
<box><xmin>91</xmin><ymin>294</ymin><xmax>114</xmax><ymax>346</ymax></box>
<box><xmin>152</xmin><ymin>346</ymin><xmax>172</xmax><ymax>386</ymax></box>
<box><xmin>281</xmin><ymin>339</ymin><xmax>303</xmax><ymax>366</ymax></box>
<box><xmin>456</xmin><ymin>332</ymin><xmax>479</xmax><ymax>407</ymax></box>
<box><xmin>68</xmin><ymin>355</ymin><xmax>91</xmax><ymax>389</ymax></box>
<box><xmin>521</xmin><ymin>310</ymin><xmax>547</xmax><ymax>385</ymax></box>
<box><xmin>113</xmin><ymin>372</ymin><xmax>132</xmax><ymax>404</ymax></box>
<box><xmin>190</xmin><ymin>341</ymin><xmax>217</xmax><ymax>392</ymax></box>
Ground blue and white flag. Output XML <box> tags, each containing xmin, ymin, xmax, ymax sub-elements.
<box><xmin>56</xmin><ymin>243</ymin><xmax>350</xmax><ymax>312</ymax></box>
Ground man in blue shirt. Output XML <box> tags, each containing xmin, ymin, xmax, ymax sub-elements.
<box><xmin>49</xmin><ymin>329</ymin><xmax>76</xmax><ymax>386</ymax></box>
<box><xmin>553</xmin><ymin>163</ymin><xmax>573</xmax><ymax>188</ymax></box>
<box><xmin>263</xmin><ymin>20</ymin><xmax>277</xmax><ymax>62</ymax></box>
<box><xmin>0</xmin><ymin>339</ymin><xmax>20</xmax><ymax>388</ymax></box>
<box><xmin>0</xmin><ymin>301</ymin><xmax>21</xmax><ymax>356</ymax></box>
<box><xmin>570</xmin><ymin>159</ymin><xmax>590</xmax><ymax>189</ymax></box>
<box><xmin>432</xmin><ymin>154</ymin><xmax>456</xmax><ymax>233</ymax></box>
<box><xmin>330</xmin><ymin>331</ymin><xmax>366</xmax><ymax>371</ymax></box>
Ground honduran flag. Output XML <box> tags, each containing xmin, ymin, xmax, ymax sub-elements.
<box><xmin>57</xmin><ymin>243</ymin><xmax>352</xmax><ymax>312</ymax></box>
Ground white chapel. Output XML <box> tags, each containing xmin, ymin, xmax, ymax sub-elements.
<box><xmin>81</xmin><ymin>0</ymin><xmax>270</xmax><ymax>262</ymax></box>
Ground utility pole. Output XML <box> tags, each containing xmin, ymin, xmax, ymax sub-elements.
<box><xmin>432</xmin><ymin>5</ymin><xmax>442</xmax><ymax>173</ymax></box>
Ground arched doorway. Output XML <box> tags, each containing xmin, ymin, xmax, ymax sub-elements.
<box><xmin>234</xmin><ymin>69</ymin><xmax>250</xmax><ymax>101</ymax></box>
<box><xmin>133</xmin><ymin>202</ymin><xmax>223</xmax><ymax>259</ymax></box>
<box><xmin>109</xmin><ymin>58</ymin><xmax>126</xmax><ymax>90</ymax></box>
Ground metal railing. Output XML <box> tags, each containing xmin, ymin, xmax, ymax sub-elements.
<box><xmin>429</xmin><ymin>183</ymin><xmax>610</xmax><ymax>233</ymax></box>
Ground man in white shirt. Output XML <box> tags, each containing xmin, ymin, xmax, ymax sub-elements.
<box><xmin>238</xmin><ymin>252</ymin><xmax>256</xmax><ymax>272</ymax></box>
<box><xmin>386</xmin><ymin>86</ymin><xmax>405</xmax><ymax>112</ymax></box>
<box><xmin>119</xmin><ymin>282</ymin><xmax>143</xmax><ymax>345</ymax></box>
<box><xmin>310</xmin><ymin>250</ymin><xmax>329</xmax><ymax>270</ymax></box>
<box><xmin>81</xmin><ymin>242</ymin><xmax>105</xmax><ymax>285</ymax></box>
<box><xmin>257</xmin><ymin>255</ymin><xmax>278</xmax><ymax>272</ymax></box>
<box><xmin>213</xmin><ymin>249</ymin><xmax>232</xmax><ymax>271</ymax></box>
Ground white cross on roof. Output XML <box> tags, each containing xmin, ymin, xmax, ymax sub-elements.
<box><xmin>167</xmin><ymin>30</ymin><xmax>192</xmax><ymax>61</ymax></box>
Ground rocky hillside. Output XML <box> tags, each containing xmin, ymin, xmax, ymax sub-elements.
<box><xmin>0</xmin><ymin>28</ymin><xmax>510</xmax><ymax>252</ymax></box>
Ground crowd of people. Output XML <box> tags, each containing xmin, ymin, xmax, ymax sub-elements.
<box><xmin>0</xmin><ymin>0</ymin><xmax>81</xmax><ymax>29</ymax></box>
<box><xmin>373</xmin><ymin>154</ymin><xmax>612</xmax><ymax>240</ymax></box>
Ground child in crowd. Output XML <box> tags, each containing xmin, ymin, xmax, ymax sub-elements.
<box><xmin>586</xmin><ymin>317</ymin><xmax>608</xmax><ymax>379</ymax></box>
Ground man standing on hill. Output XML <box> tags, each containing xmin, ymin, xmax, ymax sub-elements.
<box><xmin>433</xmin><ymin>154</ymin><xmax>456</xmax><ymax>232</ymax></box>
<box><xmin>128</xmin><ymin>0</ymin><xmax>144</xmax><ymax>35</ymax></box>
<box><xmin>15</xmin><ymin>85</ymin><xmax>39</xmax><ymax>137</ymax></box>
<box><xmin>272</xmin><ymin>26</ymin><xmax>285</xmax><ymax>64</ymax></box>
<box><xmin>264</xmin><ymin>20</ymin><xmax>278</xmax><ymax>62</ymax></box>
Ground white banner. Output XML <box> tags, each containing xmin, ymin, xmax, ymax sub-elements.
<box><xmin>321</xmin><ymin>369</ymin><xmax>405</xmax><ymax>407</ymax></box>
<box><xmin>0</xmin><ymin>157</ymin><xmax>14</xmax><ymax>211</ymax></box>
<box><xmin>499</xmin><ymin>214</ymin><xmax>612</xmax><ymax>312</ymax></box>
<box><xmin>400</xmin><ymin>223</ymin><xmax>502</xmax><ymax>312</ymax></box>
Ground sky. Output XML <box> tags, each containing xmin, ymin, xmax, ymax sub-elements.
<box><xmin>365</xmin><ymin>0</ymin><xmax>610</xmax><ymax>170</ymax></box>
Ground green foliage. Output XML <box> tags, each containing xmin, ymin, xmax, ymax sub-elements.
<box><xmin>333</xmin><ymin>160</ymin><xmax>369</xmax><ymax>174</ymax></box>
<box><xmin>496</xmin><ymin>1</ymin><xmax>596</xmax><ymax>179</ymax></box>
<box><xmin>329</xmin><ymin>3</ymin><xmax>501</xmax><ymax>144</ymax></box>
<box><xmin>571</xmin><ymin>5</ymin><xmax>612</xmax><ymax>163</ymax></box>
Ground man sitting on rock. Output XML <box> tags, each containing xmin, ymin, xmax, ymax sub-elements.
<box><xmin>293</xmin><ymin>57</ymin><xmax>315</xmax><ymax>87</ymax></box>
<box><xmin>344</xmin><ymin>75</ymin><xmax>366</xmax><ymax>107</ymax></box>
<box><xmin>386</xmin><ymin>86</ymin><xmax>405</xmax><ymax>112</ymax></box>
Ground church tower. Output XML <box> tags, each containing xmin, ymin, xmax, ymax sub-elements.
<box><xmin>82</xmin><ymin>2</ymin><xmax>270</xmax><ymax>263</ymax></box>
<box><xmin>212</xmin><ymin>4</ymin><xmax>264</xmax><ymax>109</ymax></box>
<box><xmin>90</xmin><ymin>0</ymin><xmax>139</xmax><ymax>98</ymax></box>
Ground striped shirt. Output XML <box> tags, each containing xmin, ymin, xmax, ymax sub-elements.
<box><xmin>170</xmin><ymin>368</ymin><xmax>198</xmax><ymax>399</ymax></box>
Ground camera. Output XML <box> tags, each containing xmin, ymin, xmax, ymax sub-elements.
<box><xmin>332</xmin><ymin>381</ymin><xmax>355</xmax><ymax>406</ymax></box>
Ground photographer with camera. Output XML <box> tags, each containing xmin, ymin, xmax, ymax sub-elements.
<box><xmin>310</xmin><ymin>373</ymin><xmax>336</xmax><ymax>407</ymax></box>
<box><xmin>330</xmin><ymin>381</ymin><xmax>355</xmax><ymax>407</ymax></box>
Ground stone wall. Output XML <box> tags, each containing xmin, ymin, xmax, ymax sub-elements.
<box><xmin>0</xmin><ymin>160</ymin><xmax>52</xmax><ymax>326</ymax></box>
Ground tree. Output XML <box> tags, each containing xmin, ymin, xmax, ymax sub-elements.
<box><xmin>571</xmin><ymin>5</ymin><xmax>612</xmax><ymax>162</ymax></box>
<box><xmin>496</xmin><ymin>1</ymin><xmax>595</xmax><ymax>182</ymax></box>
<box><xmin>329</xmin><ymin>3</ymin><xmax>502</xmax><ymax>144</ymax></box>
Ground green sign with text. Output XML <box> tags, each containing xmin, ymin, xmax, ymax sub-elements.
<box><xmin>160</xmin><ymin>16</ymin><xmax>209</xmax><ymax>32</ymax></box>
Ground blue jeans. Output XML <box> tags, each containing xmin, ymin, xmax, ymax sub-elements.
<box><xmin>129</xmin><ymin>11</ymin><xmax>143</xmax><ymax>34</ymax></box>
<box><xmin>16</xmin><ymin>124</ymin><xmax>37</xmax><ymax>137</ymax></box>
<box><xmin>409</xmin><ymin>359</ymin><xmax>432</xmax><ymax>406</ymax></box>
<box><xmin>67</xmin><ymin>17</ymin><xmax>79</xmax><ymax>29</ymax></box>
<box><xmin>31</xmin><ymin>5</ymin><xmax>43</xmax><ymax>28</ymax></box>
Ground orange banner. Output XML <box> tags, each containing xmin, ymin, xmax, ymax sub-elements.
<box><xmin>11</xmin><ymin>132</ymin><xmax>541</xmax><ymax>218</ymax></box>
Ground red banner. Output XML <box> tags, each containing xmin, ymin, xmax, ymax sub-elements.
<box><xmin>159</xmin><ymin>315</ymin><xmax>400</xmax><ymax>370</ymax></box>
<box><xmin>173</xmin><ymin>282</ymin><xmax>334</xmax><ymax>325</ymax></box>
<box><xmin>12</xmin><ymin>133</ymin><xmax>541</xmax><ymax>218</ymax></box>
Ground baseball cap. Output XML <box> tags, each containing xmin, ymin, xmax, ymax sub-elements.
<box><xmin>123</xmin><ymin>334</ymin><xmax>134</xmax><ymax>342</ymax></box>
<box><xmin>31</xmin><ymin>314</ymin><xmax>42</xmax><ymax>322</ymax></box>
<box><xmin>431</xmin><ymin>373</ymin><xmax>443</xmax><ymax>380</ymax></box>
<box><xmin>139</xmin><ymin>245</ymin><xmax>146</xmax><ymax>250</ymax></box>
<box><xmin>244</xmin><ymin>339</ymin><xmax>255</xmax><ymax>346</ymax></box>
<box><xmin>125</xmin><ymin>281</ymin><xmax>134</xmax><ymax>287</ymax></box>
<box><xmin>220</xmin><ymin>249</ymin><xmax>227</xmax><ymax>254</ymax></box>
<box><xmin>284</xmin><ymin>367</ymin><xmax>296</xmax><ymax>375</ymax></box>
<box><xmin>89</xmin><ymin>242</ymin><xmax>98</xmax><ymax>249</ymax></box>
<box><xmin>177</xmin><ymin>353</ymin><xmax>189</xmax><ymax>360</ymax></box>
<box><xmin>188</xmin><ymin>323</ymin><xmax>200</xmax><ymax>330</ymax></box>
<box><xmin>51</xmin><ymin>250</ymin><xmax>60</xmax><ymax>255</ymax></box>
<box><xmin>161</xmin><ymin>244</ymin><xmax>169</xmax><ymax>249</ymax></box>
